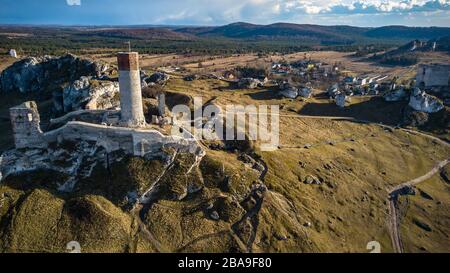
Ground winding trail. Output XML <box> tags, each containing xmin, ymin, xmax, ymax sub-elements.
<box><xmin>202</xmin><ymin>107</ymin><xmax>450</xmax><ymax>253</ymax></box>
<box><xmin>387</xmin><ymin>159</ymin><xmax>449</xmax><ymax>253</ymax></box>
<box><xmin>248</xmin><ymin>112</ymin><xmax>450</xmax><ymax>253</ymax></box>
<box><xmin>134</xmin><ymin>105</ymin><xmax>449</xmax><ymax>253</ymax></box>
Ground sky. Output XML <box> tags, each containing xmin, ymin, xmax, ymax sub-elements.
<box><xmin>0</xmin><ymin>0</ymin><xmax>449</xmax><ymax>27</ymax></box>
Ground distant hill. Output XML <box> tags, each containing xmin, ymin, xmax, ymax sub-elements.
<box><xmin>370</xmin><ymin>36</ymin><xmax>450</xmax><ymax>66</ymax></box>
<box><xmin>2</xmin><ymin>23</ymin><xmax>450</xmax><ymax>56</ymax></box>
<box><xmin>364</xmin><ymin>26</ymin><xmax>450</xmax><ymax>40</ymax></box>
<box><xmin>175</xmin><ymin>22</ymin><xmax>368</xmax><ymax>44</ymax></box>
<box><xmin>434</xmin><ymin>36</ymin><xmax>450</xmax><ymax>52</ymax></box>
<box><xmin>174</xmin><ymin>23</ymin><xmax>450</xmax><ymax>44</ymax></box>
<box><xmin>1</xmin><ymin>23</ymin><xmax>449</xmax><ymax>43</ymax></box>
<box><xmin>78</xmin><ymin>28</ymin><xmax>194</xmax><ymax>40</ymax></box>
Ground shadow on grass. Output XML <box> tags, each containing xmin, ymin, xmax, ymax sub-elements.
<box><xmin>298</xmin><ymin>96</ymin><xmax>408</xmax><ymax>125</ymax></box>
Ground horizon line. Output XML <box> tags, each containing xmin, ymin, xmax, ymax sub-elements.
<box><xmin>0</xmin><ymin>21</ymin><xmax>449</xmax><ymax>29</ymax></box>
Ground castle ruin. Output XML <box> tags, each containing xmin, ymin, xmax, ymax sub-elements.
<box><xmin>9</xmin><ymin>101</ymin><xmax>45</xmax><ymax>149</ymax></box>
<box><xmin>8</xmin><ymin>52</ymin><xmax>202</xmax><ymax>158</ymax></box>
<box><xmin>117</xmin><ymin>52</ymin><xmax>146</xmax><ymax>127</ymax></box>
<box><xmin>416</xmin><ymin>64</ymin><xmax>450</xmax><ymax>88</ymax></box>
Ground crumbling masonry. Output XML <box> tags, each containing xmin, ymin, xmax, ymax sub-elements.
<box><xmin>416</xmin><ymin>64</ymin><xmax>450</xmax><ymax>88</ymax></box>
<box><xmin>8</xmin><ymin>52</ymin><xmax>202</xmax><ymax>157</ymax></box>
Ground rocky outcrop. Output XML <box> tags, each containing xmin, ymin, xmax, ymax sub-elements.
<box><xmin>0</xmin><ymin>140</ymin><xmax>106</xmax><ymax>191</ymax></box>
<box><xmin>143</xmin><ymin>72</ymin><xmax>170</xmax><ymax>86</ymax></box>
<box><xmin>279</xmin><ymin>84</ymin><xmax>311</xmax><ymax>99</ymax></box>
<box><xmin>184</xmin><ymin>74</ymin><xmax>199</xmax><ymax>81</ymax></box>
<box><xmin>383</xmin><ymin>88</ymin><xmax>407</xmax><ymax>102</ymax></box>
<box><xmin>0</xmin><ymin>54</ymin><xmax>109</xmax><ymax>93</ymax></box>
<box><xmin>61</xmin><ymin>76</ymin><xmax>120</xmax><ymax>113</ymax></box>
<box><xmin>298</xmin><ymin>87</ymin><xmax>312</xmax><ymax>98</ymax></box>
<box><xmin>409</xmin><ymin>88</ymin><xmax>444</xmax><ymax>113</ymax></box>
<box><xmin>238</xmin><ymin>78</ymin><xmax>262</xmax><ymax>89</ymax></box>
<box><xmin>328</xmin><ymin>83</ymin><xmax>339</xmax><ymax>98</ymax></box>
<box><xmin>335</xmin><ymin>92</ymin><xmax>347</xmax><ymax>108</ymax></box>
<box><xmin>280</xmin><ymin>87</ymin><xmax>298</xmax><ymax>99</ymax></box>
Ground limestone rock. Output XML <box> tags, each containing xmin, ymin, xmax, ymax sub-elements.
<box><xmin>0</xmin><ymin>54</ymin><xmax>109</xmax><ymax>94</ymax></box>
<box><xmin>184</xmin><ymin>74</ymin><xmax>199</xmax><ymax>81</ymax></box>
<box><xmin>144</xmin><ymin>72</ymin><xmax>170</xmax><ymax>85</ymax></box>
<box><xmin>409</xmin><ymin>88</ymin><xmax>444</xmax><ymax>113</ymax></box>
<box><xmin>298</xmin><ymin>87</ymin><xmax>312</xmax><ymax>98</ymax></box>
<box><xmin>280</xmin><ymin>87</ymin><xmax>298</xmax><ymax>99</ymax></box>
<box><xmin>304</xmin><ymin>175</ymin><xmax>321</xmax><ymax>185</ymax></box>
<box><xmin>328</xmin><ymin>83</ymin><xmax>339</xmax><ymax>98</ymax></box>
<box><xmin>383</xmin><ymin>88</ymin><xmax>407</xmax><ymax>102</ymax></box>
<box><xmin>335</xmin><ymin>92</ymin><xmax>347</xmax><ymax>108</ymax></box>
<box><xmin>210</xmin><ymin>211</ymin><xmax>220</xmax><ymax>221</ymax></box>
<box><xmin>62</xmin><ymin>77</ymin><xmax>120</xmax><ymax>113</ymax></box>
<box><xmin>238</xmin><ymin>78</ymin><xmax>262</xmax><ymax>89</ymax></box>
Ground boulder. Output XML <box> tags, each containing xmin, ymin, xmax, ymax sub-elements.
<box><xmin>335</xmin><ymin>92</ymin><xmax>347</xmax><ymax>108</ymax></box>
<box><xmin>383</xmin><ymin>88</ymin><xmax>407</xmax><ymax>102</ymax></box>
<box><xmin>328</xmin><ymin>83</ymin><xmax>339</xmax><ymax>98</ymax></box>
<box><xmin>298</xmin><ymin>87</ymin><xmax>312</xmax><ymax>98</ymax></box>
<box><xmin>238</xmin><ymin>78</ymin><xmax>262</xmax><ymax>89</ymax></box>
<box><xmin>304</xmin><ymin>175</ymin><xmax>321</xmax><ymax>185</ymax></box>
<box><xmin>210</xmin><ymin>211</ymin><xmax>220</xmax><ymax>221</ymax></box>
<box><xmin>409</xmin><ymin>88</ymin><xmax>444</xmax><ymax>113</ymax></box>
<box><xmin>280</xmin><ymin>87</ymin><xmax>298</xmax><ymax>99</ymax></box>
<box><xmin>144</xmin><ymin>72</ymin><xmax>170</xmax><ymax>85</ymax></box>
<box><xmin>184</xmin><ymin>74</ymin><xmax>199</xmax><ymax>81</ymax></box>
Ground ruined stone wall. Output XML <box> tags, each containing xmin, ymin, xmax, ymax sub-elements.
<box><xmin>416</xmin><ymin>64</ymin><xmax>450</xmax><ymax>88</ymax></box>
<box><xmin>42</xmin><ymin>121</ymin><xmax>202</xmax><ymax>157</ymax></box>
<box><xmin>9</xmin><ymin>101</ymin><xmax>45</xmax><ymax>149</ymax></box>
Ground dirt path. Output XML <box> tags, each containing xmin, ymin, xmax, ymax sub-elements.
<box><xmin>130</xmin><ymin>206</ymin><xmax>168</xmax><ymax>253</ymax></box>
<box><xmin>387</xmin><ymin>159</ymin><xmax>449</xmax><ymax>253</ymax></box>
<box><xmin>256</xmin><ymin>112</ymin><xmax>449</xmax><ymax>253</ymax></box>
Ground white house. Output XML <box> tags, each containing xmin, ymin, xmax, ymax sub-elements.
<box><xmin>9</xmin><ymin>49</ymin><xmax>18</xmax><ymax>58</ymax></box>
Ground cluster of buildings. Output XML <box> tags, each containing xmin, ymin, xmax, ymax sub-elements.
<box><xmin>271</xmin><ymin>60</ymin><xmax>340</xmax><ymax>80</ymax></box>
<box><xmin>338</xmin><ymin>75</ymin><xmax>391</xmax><ymax>96</ymax></box>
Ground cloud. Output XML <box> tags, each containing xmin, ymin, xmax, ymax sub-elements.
<box><xmin>288</xmin><ymin>0</ymin><xmax>450</xmax><ymax>15</ymax></box>
<box><xmin>66</xmin><ymin>0</ymin><xmax>81</xmax><ymax>6</ymax></box>
<box><xmin>1</xmin><ymin>0</ymin><xmax>449</xmax><ymax>26</ymax></box>
<box><xmin>151</xmin><ymin>0</ymin><xmax>450</xmax><ymax>25</ymax></box>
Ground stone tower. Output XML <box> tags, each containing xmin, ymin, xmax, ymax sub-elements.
<box><xmin>117</xmin><ymin>52</ymin><xmax>146</xmax><ymax>127</ymax></box>
<box><xmin>9</xmin><ymin>101</ymin><xmax>44</xmax><ymax>149</ymax></box>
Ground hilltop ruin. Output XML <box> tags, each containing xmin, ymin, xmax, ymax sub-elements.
<box><xmin>1</xmin><ymin>52</ymin><xmax>203</xmax><ymax>192</ymax></box>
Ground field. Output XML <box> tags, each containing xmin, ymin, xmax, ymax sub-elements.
<box><xmin>157</xmin><ymin>63</ymin><xmax>449</xmax><ymax>252</ymax></box>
